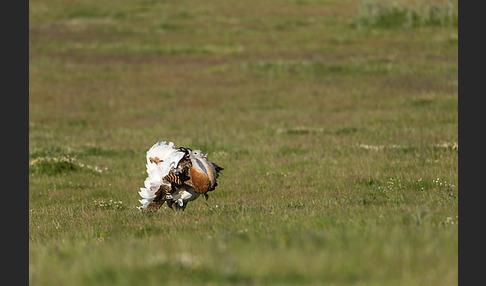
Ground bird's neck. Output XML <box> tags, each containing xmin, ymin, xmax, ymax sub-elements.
<box><xmin>191</xmin><ymin>157</ymin><xmax>209</xmax><ymax>176</ymax></box>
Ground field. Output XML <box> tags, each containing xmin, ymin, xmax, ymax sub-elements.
<box><xmin>29</xmin><ymin>0</ymin><xmax>458</xmax><ymax>285</ymax></box>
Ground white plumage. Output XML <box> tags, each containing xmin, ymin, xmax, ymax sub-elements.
<box><xmin>138</xmin><ymin>141</ymin><xmax>223</xmax><ymax>211</ymax></box>
<box><xmin>138</xmin><ymin>141</ymin><xmax>185</xmax><ymax>211</ymax></box>
<box><xmin>169</xmin><ymin>186</ymin><xmax>200</xmax><ymax>208</ymax></box>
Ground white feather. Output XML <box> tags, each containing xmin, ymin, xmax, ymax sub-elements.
<box><xmin>138</xmin><ymin>188</ymin><xmax>155</xmax><ymax>199</ymax></box>
<box><xmin>146</xmin><ymin>141</ymin><xmax>185</xmax><ymax>174</ymax></box>
<box><xmin>138</xmin><ymin>141</ymin><xmax>185</xmax><ymax>210</ymax></box>
<box><xmin>171</xmin><ymin>186</ymin><xmax>200</xmax><ymax>204</ymax></box>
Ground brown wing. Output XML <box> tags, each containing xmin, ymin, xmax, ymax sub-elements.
<box><xmin>163</xmin><ymin>171</ymin><xmax>182</xmax><ymax>185</ymax></box>
<box><xmin>161</xmin><ymin>156</ymin><xmax>193</xmax><ymax>186</ymax></box>
<box><xmin>174</xmin><ymin>156</ymin><xmax>192</xmax><ymax>183</ymax></box>
<box><xmin>146</xmin><ymin>184</ymin><xmax>171</xmax><ymax>212</ymax></box>
<box><xmin>147</xmin><ymin>157</ymin><xmax>193</xmax><ymax>212</ymax></box>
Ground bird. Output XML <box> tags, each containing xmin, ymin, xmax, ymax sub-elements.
<box><xmin>138</xmin><ymin>141</ymin><xmax>223</xmax><ymax>212</ymax></box>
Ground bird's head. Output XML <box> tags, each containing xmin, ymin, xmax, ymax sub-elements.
<box><xmin>189</xmin><ymin>150</ymin><xmax>207</xmax><ymax>159</ymax></box>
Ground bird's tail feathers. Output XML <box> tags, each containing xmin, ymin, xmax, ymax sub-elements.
<box><xmin>146</xmin><ymin>141</ymin><xmax>185</xmax><ymax>176</ymax></box>
<box><xmin>139</xmin><ymin>141</ymin><xmax>184</xmax><ymax>210</ymax></box>
<box><xmin>212</xmin><ymin>162</ymin><xmax>224</xmax><ymax>179</ymax></box>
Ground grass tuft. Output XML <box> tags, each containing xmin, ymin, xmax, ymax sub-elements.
<box><xmin>29</xmin><ymin>156</ymin><xmax>79</xmax><ymax>175</ymax></box>
<box><xmin>351</xmin><ymin>1</ymin><xmax>458</xmax><ymax>29</ymax></box>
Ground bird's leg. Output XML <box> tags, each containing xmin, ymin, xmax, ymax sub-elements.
<box><xmin>203</xmin><ymin>193</ymin><xmax>209</xmax><ymax>200</ymax></box>
<box><xmin>170</xmin><ymin>199</ymin><xmax>185</xmax><ymax>211</ymax></box>
<box><xmin>166</xmin><ymin>199</ymin><xmax>174</xmax><ymax>210</ymax></box>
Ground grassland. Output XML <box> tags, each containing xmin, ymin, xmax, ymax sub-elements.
<box><xmin>29</xmin><ymin>0</ymin><xmax>458</xmax><ymax>285</ymax></box>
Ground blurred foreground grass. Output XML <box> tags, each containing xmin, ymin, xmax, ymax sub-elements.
<box><xmin>29</xmin><ymin>0</ymin><xmax>457</xmax><ymax>285</ymax></box>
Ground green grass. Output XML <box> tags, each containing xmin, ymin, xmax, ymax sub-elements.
<box><xmin>29</xmin><ymin>0</ymin><xmax>457</xmax><ymax>285</ymax></box>
<box><xmin>351</xmin><ymin>1</ymin><xmax>458</xmax><ymax>29</ymax></box>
